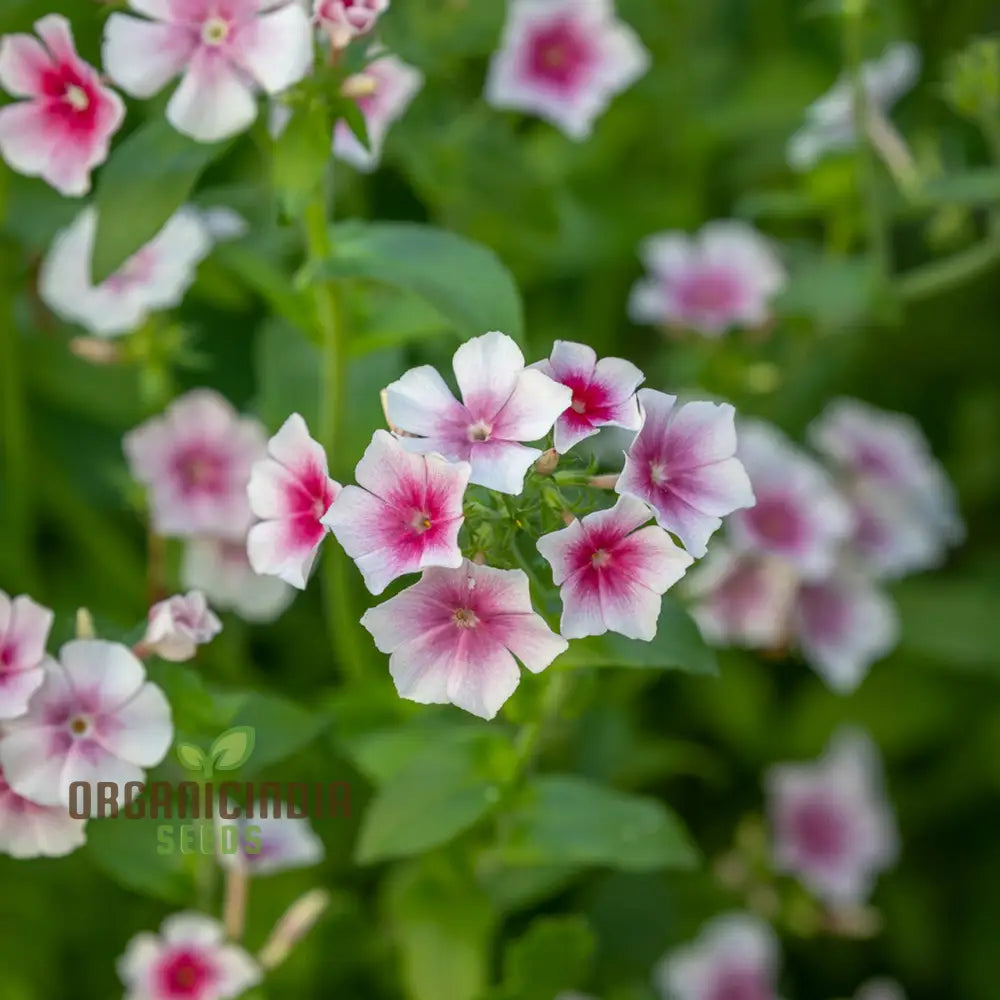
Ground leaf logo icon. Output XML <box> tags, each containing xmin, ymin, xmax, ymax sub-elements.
<box><xmin>175</xmin><ymin>726</ymin><xmax>256</xmax><ymax>778</ymax></box>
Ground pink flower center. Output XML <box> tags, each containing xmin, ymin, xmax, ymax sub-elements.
<box><xmin>744</xmin><ymin>495</ymin><xmax>804</xmax><ymax>551</ymax></box>
<box><xmin>591</xmin><ymin>548</ymin><xmax>612</xmax><ymax>568</ymax></box>
<box><xmin>648</xmin><ymin>461</ymin><xmax>668</xmax><ymax>486</ymax></box>
<box><xmin>201</xmin><ymin>16</ymin><xmax>232</xmax><ymax>46</ymax></box>
<box><xmin>68</xmin><ymin>715</ymin><xmax>91</xmax><ymax>737</ymax></box>
<box><xmin>64</xmin><ymin>84</ymin><xmax>90</xmax><ymax>111</ymax></box>
<box><xmin>0</xmin><ymin>644</ymin><xmax>15</xmax><ymax>670</ymax></box>
<box><xmin>157</xmin><ymin>948</ymin><xmax>215</xmax><ymax>999</ymax></box>
<box><xmin>173</xmin><ymin>446</ymin><xmax>228</xmax><ymax>497</ymax></box>
<box><xmin>526</xmin><ymin>18</ymin><xmax>595</xmax><ymax>90</ymax></box>
<box><xmin>707</xmin><ymin>966</ymin><xmax>772</xmax><ymax>1000</ymax></box>
<box><xmin>40</xmin><ymin>64</ymin><xmax>100</xmax><ymax>133</ymax></box>
<box><xmin>409</xmin><ymin>510</ymin><xmax>433</xmax><ymax>533</ymax></box>
<box><xmin>789</xmin><ymin>796</ymin><xmax>849</xmax><ymax>866</ymax></box>
<box><xmin>467</xmin><ymin>420</ymin><xmax>493</xmax><ymax>443</ymax></box>
<box><xmin>452</xmin><ymin>608</ymin><xmax>480</xmax><ymax>630</ymax></box>
<box><xmin>674</xmin><ymin>267</ymin><xmax>745</xmax><ymax>319</ymax></box>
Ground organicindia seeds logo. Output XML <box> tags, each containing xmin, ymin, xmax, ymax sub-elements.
<box><xmin>67</xmin><ymin>725</ymin><xmax>351</xmax><ymax>857</ymax></box>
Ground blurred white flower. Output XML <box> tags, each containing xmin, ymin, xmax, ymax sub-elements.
<box><xmin>144</xmin><ymin>591</ymin><xmax>223</xmax><ymax>662</ymax></box>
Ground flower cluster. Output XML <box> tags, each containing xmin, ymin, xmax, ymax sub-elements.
<box><xmin>687</xmin><ymin>401</ymin><xmax>963</xmax><ymax>693</ymax></box>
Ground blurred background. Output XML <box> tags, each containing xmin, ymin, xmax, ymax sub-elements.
<box><xmin>1</xmin><ymin>0</ymin><xmax>999</xmax><ymax>998</ymax></box>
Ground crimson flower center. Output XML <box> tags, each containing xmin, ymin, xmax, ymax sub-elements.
<box><xmin>452</xmin><ymin>608</ymin><xmax>480</xmax><ymax>629</ymax></box>
<box><xmin>158</xmin><ymin>948</ymin><xmax>214</xmax><ymax>998</ymax></box>
<box><xmin>409</xmin><ymin>510</ymin><xmax>433</xmax><ymax>533</ymax></box>
<box><xmin>675</xmin><ymin>267</ymin><xmax>744</xmax><ymax>315</ymax></box>
<box><xmin>591</xmin><ymin>548</ymin><xmax>612</xmax><ymax>569</ymax></box>
<box><xmin>64</xmin><ymin>83</ymin><xmax>90</xmax><ymax>111</ymax></box>
<box><xmin>790</xmin><ymin>797</ymin><xmax>848</xmax><ymax>864</ymax></box>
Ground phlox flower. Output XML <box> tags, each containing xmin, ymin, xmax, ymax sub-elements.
<box><xmin>143</xmin><ymin>590</ymin><xmax>223</xmax><ymax>662</ymax></box>
<box><xmin>0</xmin><ymin>640</ymin><xmax>172</xmax><ymax>812</ymax></box>
<box><xmin>788</xmin><ymin>42</ymin><xmax>920</xmax><ymax>171</ymax></box>
<box><xmin>182</xmin><ymin>536</ymin><xmax>294</xmax><ymax>623</ymax></box>
<box><xmin>315</xmin><ymin>0</ymin><xmax>389</xmax><ymax>49</ymax></box>
<box><xmin>117</xmin><ymin>912</ymin><xmax>260</xmax><ymax>1000</ymax></box>
<box><xmin>103</xmin><ymin>0</ymin><xmax>314</xmax><ymax>143</ymax></box>
<box><xmin>247</xmin><ymin>413</ymin><xmax>341</xmax><ymax>589</ymax></box>
<box><xmin>629</xmin><ymin>221</ymin><xmax>787</xmax><ymax>337</ymax></box>
<box><xmin>0</xmin><ymin>15</ymin><xmax>124</xmax><ymax>196</ymax></box>
<box><xmin>766</xmin><ymin>729</ymin><xmax>898</xmax><ymax>905</ymax></box>
<box><xmin>0</xmin><ymin>765</ymin><xmax>87</xmax><ymax>860</ymax></box>
<box><xmin>537</xmin><ymin>495</ymin><xmax>692</xmax><ymax>641</ymax></box>
<box><xmin>218</xmin><ymin>807</ymin><xmax>324</xmax><ymax>876</ymax></box>
<box><xmin>39</xmin><ymin>206</ymin><xmax>213</xmax><ymax>338</ymax></box>
<box><xmin>485</xmin><ymin>0</ymin><xmax>649</xmax><ymax>140</ymax></box>
<box><xmin>361</xmin><ymin>560</ymin><xmax>568</xmax><ymax>719</ymax></box>
<box><xmin>125</xmin><ymin>389</ymin><xmax>267</xmax><ymax>540</ymax></box>
<box><xmin>323</xmin><ymin>430</ymin><xmax>470</xmax><ymax>595</ymax></box>
<box><xmin>0</xmin><ymin>591</ymin><xmax>53</xmax><ymax>721</ymax></box>
<box><xmin>728</xmin><ymin>422</ymin><xmax>853</xmax><ymax>580</ymax></box>
<box><xmin>616</xmin><ymin>389</ymin><xmax>755</xmax><ymax>558</ymax></box>
<box><xmin>385</xmin><ymin>331</ymin><xmax>572</xmax><ymax>495</ymax></box>
<box><xmin>855</xmin><ymin>980</ymin><xmax>906</xmax><ymax>1000</ymax></box>
<box><xmin>655</xmin><ymin>912</ymin><xmax>781</xmax><ymax>1000</ymax></box>
<box><xmin>334</xmin><ymin>53</ymin><xmax>423</xmax><ymax>172</ymax></box>
<box><xmin>532</xmin><ymin>340</ymin><xmax>643</xmax><ymax>454</ymax></box>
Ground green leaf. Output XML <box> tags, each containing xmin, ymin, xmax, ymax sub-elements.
<box><xmin>272</xmin><ymin>98</ymin><xmax>333</xmax><ymax>217</ymax></box>
<box><xmin>175</xmin><ymin>742</ymin><xmax>207</xmax><ymax>773</ymax></box>
<box><xmin>385</xmin><ymin>856</ymin><xmax>496</xmax><ymax>1000</ymax></box>
<box><xmin>355</xmin><ymin>732</ymin><xmax>512</xmax><ymax>864</ymax></box>
<box><xmin>210</xmin><ymin>725</ymin><xmax>256</xmax><ymax>771</ymax></box>
<box><xmin>92</xmin><ymin>119</ymin><xmax>229</xmax><ymax>282</ymax></box>
<box><xmin>558</xmin><ymin>597</ymin><xmax>717</xmax><ymax>674</ymax></box>
<box><xmin>920</xmin><ymin>171</ymin><xmax>1000</xmax><ymax>206</ymax></box>
<box><xmin>776</xmin><ymin>254</ymin><xmax>880</xmax><ymax>329</ymax></box>
<box><xmin>494</xmin><ymin>916</ymin><xmax>596</xmax><ymax>1000</ymax></box>
<box><xmin>500</xmin><ymin>775</ymin><xmax>699</xmax><ymax>872</ymax></box>
<box><xmin>317</xmin><ymin>222</ymin><xmax>525</xmax><ymax>342</ymax></box>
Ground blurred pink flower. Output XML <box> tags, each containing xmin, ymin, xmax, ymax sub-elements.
<box><xmin>767</xmin><ymin>729</ymin><xmax>898</xmax><ymax>905</ymax></box>
<box><xmin>323</xmin><ymin>430</ymin><xmax>469</xmax><ymax>595</ymax></box>
<box><xmin>0</xmin><ymin>591</ymin><xmax>53</xmax><ymax>721</ymax></box>
<box><xmin>0</xmin><ymin>765</ymin><xmax>86</xmax><ymax>860</ymax></box>
<box><xmin>118</xmin><ymin>912</ymin><xmax>260</xmax><ymax>1000</ymax></box>
<box><xmin>361</xmin><ymin>560</ymin><xmax>568</xmax><ymax>719</ymax></box>
<box><xmin>537</xmin><ymin>495</ymin><xmax>691</xmax><ymax>640</ymax></box>
<box><xmin>385</xmin><ymin>331</ymin><xmax>572</xmax><ymax>495</ymax></box>
<box><xmin>0</xmin><ymin>15</ymin><xmax>124</xmax><ymax>196</ymax></box>
<box><xmin>334</xmin><ymin>53</ymin><xmax>423</xmax><ymax>171</ymax></box>
<box><xmin>728</xmin><ymin>422</ymin><xmax>853</xmax><ymax>580</ymax></box>
<box><xmin>616</xmin><ymin>390</ymin><xmax>755</xmax><ymax>558</ymax></box>
<box><xmin>315</xmin><ymin>0</ymin><xmax>389</xmax><ymax>48</ymax></box>
<box><xmin>655</xmin><ymin>912</ymin><xmax>780</xmax><ymax>1000</ymax></box>
<box><xmin>103</xmin><ymin>0</ymin><xmax>313</xmax><ymax>142</ymax></box>
<box><xmin>144</xmin><ymin>590</ymin><xmax>223</xmax><ymax>662</ymax></box>
<box><xmin>0</xmin><ymin>640</ymin><xmax>172</xmax><ymax>813</ymax></box>
<box><xmin>533</xmin><ymin>340</ymin><xmax>643</xmax><ymax>454</ymax></box>
<box><xmin>629</xmin><ymin>221</ymin><xmax>786</xmax><ymax>337</ymax></box>
<box><xmin>125</xmin><ymin>389</ymin><xmax>267</xmax><ymax>540</ymax></box>
<box><xmin>485</xmin><ymin>0</ymin><xmax>649</xmax><ymax>140</ymax></box>
<box><xmin>247</xmin><ymin>414</ymin><xmax>341</xmax><ymax>589</ymax></box>
<box><xmin>218</xmin><ymin>806</ymin><xmax>324</xmax><ymax>876</ymax></box>
<box><xmin>40</xmin><ymin>206</ymin><xmax>213</xmax><ymax>338</ymax></box>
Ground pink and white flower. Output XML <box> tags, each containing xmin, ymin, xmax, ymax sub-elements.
<box><xmin>385</xmin><ymin>331</ymin><xmax>573</xmax><ymax>495</ymax></box>
<box><xmin>334</xmin><ymin>53</ymin><xmax>423</xmax><ymax>172</ymax></box>
<box><xmin>315</xmin><ymin>0</ymin><xmax>389</xmax><ymax>49</ymax></box>
<box><xmin>532</xmin><ymin>340</ymin><xmax>643</xmax><ymax>454</ymax></box>
<box><xmin>103</xmin><ymin>0</ymin><xmax>314</xmax><ymax>143</ymax></box>
<box><xmin>616</xmin><ymin>390</ymin><xmax>755</xmax><ymax>558</ymax></box>
<box><xmin>0</xmin><ymin>591</ymin><xmax>53</xmax><ymax>721</ymax></box>
<box><xmin>766</xmin><ymin>729</ymin><xmax>898</xmax><ymax>905</ymax></box>
<box><xmin>854</xmin><ymin>980</ymin><xmax>906</xmax><ymax>1000</ymax></box>
<box><xmin>629</xmin><ymin>221</ymin><xmax>787</xmax><ymax>337</ymax></box>
<box><xmin>0</xmin><ymin>765</ymin><xmax>87</xmax><ymax>859</ymax></box>
<box><xmin>361</xmin><ymin>560</ymin><xmax>568</xmax><ymax>719</ymax></box>
<box><xmin>323</xmin><ymin>430</ymin><xmax>470</xmax><ymax>595</ymax></box>
<box><xmin>654</xmin><ymin>912</ymin><xmax>780</xmax><ymax>1000</ymax></box>
<box><xmin>39</xmin><ymin>206</ymin><xmax>213</xmax><ymax>338</ymax></box>
<box><xmin>728</xmin><ymin>422</ymin><xmax>853</xmax><ymax>580</ymax></box>
<box><xmin>247</xmin><ymin>414</ymin><xmax>341</xmax><ymax>590</ymax></box>
<box><xmin>117</xmin><ymin>912</ymin><xmax>260</xmax><ymax>1000</ymax></box>
<box><xmin>537</xmin><ymin>495</ymin><xmax>692</xmax><ymax>641</ymax></box>
<box><xmin>143</xmin><ymin>590</ymin><xmax>223</xmax><ymax>662</ymax></box>
<box><xmin>0</xmin><ymin>640</ymin><xmax>172</xmax><ymax>812</ymax></box>
<box><xmin>219</xmin><ymin>808</ymin><xmax>324</xmax><ymax>876</ymax></box>
<box><xmin>793</xmin><ymin>567</ymin><xmax>899</xmax><ymax>694</ymax></box>
<box><xmin>0</xmin><ymin>15</ymin><xmax>124</xmax><ymax>196</ymax></box>
<box><xmin>182</xmin><ymin>536</ymin><xmax>294</xmax><ymax>623</ymax></box>
<box><xmin>125</xmin><ymin>389</ymin><xmax>267</xmax><ymax>540</ymax></box>
<box><xmin>485</xmin><ymin>0</ymin><xmax>649</xmax><ymax>140</ymax></box>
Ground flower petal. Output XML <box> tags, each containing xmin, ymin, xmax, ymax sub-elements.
<box><xmin>229</xmin><ymin>2</ymin><xmax>313</xmax><ymax>94</ymax></box>
<box><xmin>167</xmin><ymin>49</ymin><xmax>259</xmax><ymax>142</ymax></box>
<box><xmin>60</xmin><ymin>640</ymin><xmax>145</xmax><ymax>712</ymax></box>
<box><xmin>452</xmin><ymin>330</ymin><xmax>525</xmax><ymax>416</ymax></box>
<box><xmin>102</xmin><ymin>13</ymin><xmax>195</xmax><ymax>98</ymax></box>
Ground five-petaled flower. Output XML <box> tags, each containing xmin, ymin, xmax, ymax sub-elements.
<box><xmin>143</xmin><ymin>590</ymin><xmax>223</xmax><ymax>663</ymax></box>
<box><xmin>629</xmin><ymin>221</ymin><xmax>787</xmax><ymax>337</ymax></box>
<box><xmin>315</xmin><ymin>0</ymin><xmax>389</xmax><ymax>49</ymax></box>
<box><xmin>533</xmin><ymin>340</ymin><xmax>643</xmax><ymax>454</ymax></box>
<box><xmin>118</xmin><ymin>912</ymin><xmax>260</xmax><ymax>1000</ymax></box>
<box><xmin>0</xmin><ymin>764</ymin><xmax>87</xmax><ymax>860</ymax></box>
<box><xmin>323</xmin><ymin>430</ymin><xmax>470</xmax><ymax>595</ymax></box>
<box><xmin>766</xmin><ymin>729</ymin><xmax>898</xmax><ymax>905</ymax></box>
<box><xmin>361</xmin><ymin>560</ymin><xmax>568</xmax><ymax>719</ymax></box>
<box><xmin>125</xmin><ymin>389</ymin><xmax>267</xmax><ymax>540</ymax></box>
<box><xmin>0</xmin><ymin>591</ymin><xmax>53</xmax><ymax>721</ymax></box>
<box><xmin>538</xmin><ymin>495</ymin><xmax>692</xmax><ymax>641</ymax></box>
<box><xmin>385</xmin><ymin>331</ymin><xmax>572</xmax><ymax>495</ymax></box>
<box><xmin>485</xmin><ymin>0</ymin><xmax>649</xmax><ymax>140</ymax></box>
<box><xmin>103</xmin><ymin>0</ymin><xmax>314</xmax><ymax>142</ymax></box>
<box><xmin>247</xmin><ymin>414</ymin><xmax>341</xmax><ymax>590</ymax></box>
<box><xmin>617</xmin><ymin>389</ymin><xmax>755</xmax><ymax>558</ymax></box>
<box><xmin>0</xmin><ymin>640</ymin><xmax>173</xmax><ymax>813</ymax></box>
<box><xmin>0</xmin><ymin>14</ymin><xmax>124</xmax><ymax>196</ymax></box>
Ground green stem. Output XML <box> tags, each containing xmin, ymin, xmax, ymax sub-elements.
<box><xmin>304</xmin><ymin>192</ymin><xmax>366</xmax><ymax>682</ymax></box>
<box><xmin>979</xmin><ymin>113</ymin><xmax>1000</xmax><ymax>236</ymax></box>
<box><xmin>512</xmin><ymin>669</ymin><xmax>572</xmax><ymax>777</ymax></box>
<box><xmin>896</xmin><ymin>234</ymin><xmax>1000</xmax><ymax>301</ymax></box>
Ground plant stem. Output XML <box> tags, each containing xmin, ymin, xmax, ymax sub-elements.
<box><xmin>512</xmin><ymin>669</ymin><xmax>572</xmax><ymax>776</ymax></box>
<box><xmin>896</xmin><ymin>234</ymin><xmax>1000</xmax><ymax>301</ymax></box>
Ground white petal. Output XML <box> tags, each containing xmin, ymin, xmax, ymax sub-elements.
<box><xmin>452</xmin><ymin>331</ymin><xmax>525</xmax><ymax>414</ymax></box>
<box><xmin>230</xmin><ymin>3</ymin><xmax>313</xmax><ymax>94</ymax></box>
<box><xmin>96</xmin><ymin>682</ymin><xmax>173</xmax><ymax>767</ymax></box>
<box><xmin>167</xmin><ymin>50</ymin><xmax>259</xmax><ymax>142</ymax></box>
<box><xmin>59</xmin><ymin>640</ymin><xmax>145</xmax><ymax>711</ymax></box>
<box><xmin>102</xmin><ymin>14</ymin><xmax>195</xmax><ymax>98</ymax></box>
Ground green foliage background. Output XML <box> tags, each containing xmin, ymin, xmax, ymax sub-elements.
<box><xmin>1</xmin><ymin>1</ymin><xmax>999</xmax><ymax>998</ymax></box>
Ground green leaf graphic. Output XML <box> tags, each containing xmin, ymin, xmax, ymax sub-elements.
<box><xmin>175</xmin><ymin>742</ymin><xmax>207</xmax><ymax>773</ymax></box>
<box><xmin>210</xmin><ymin>726</ymin><xmax>256</xmax><ymax>771</ymax></box>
